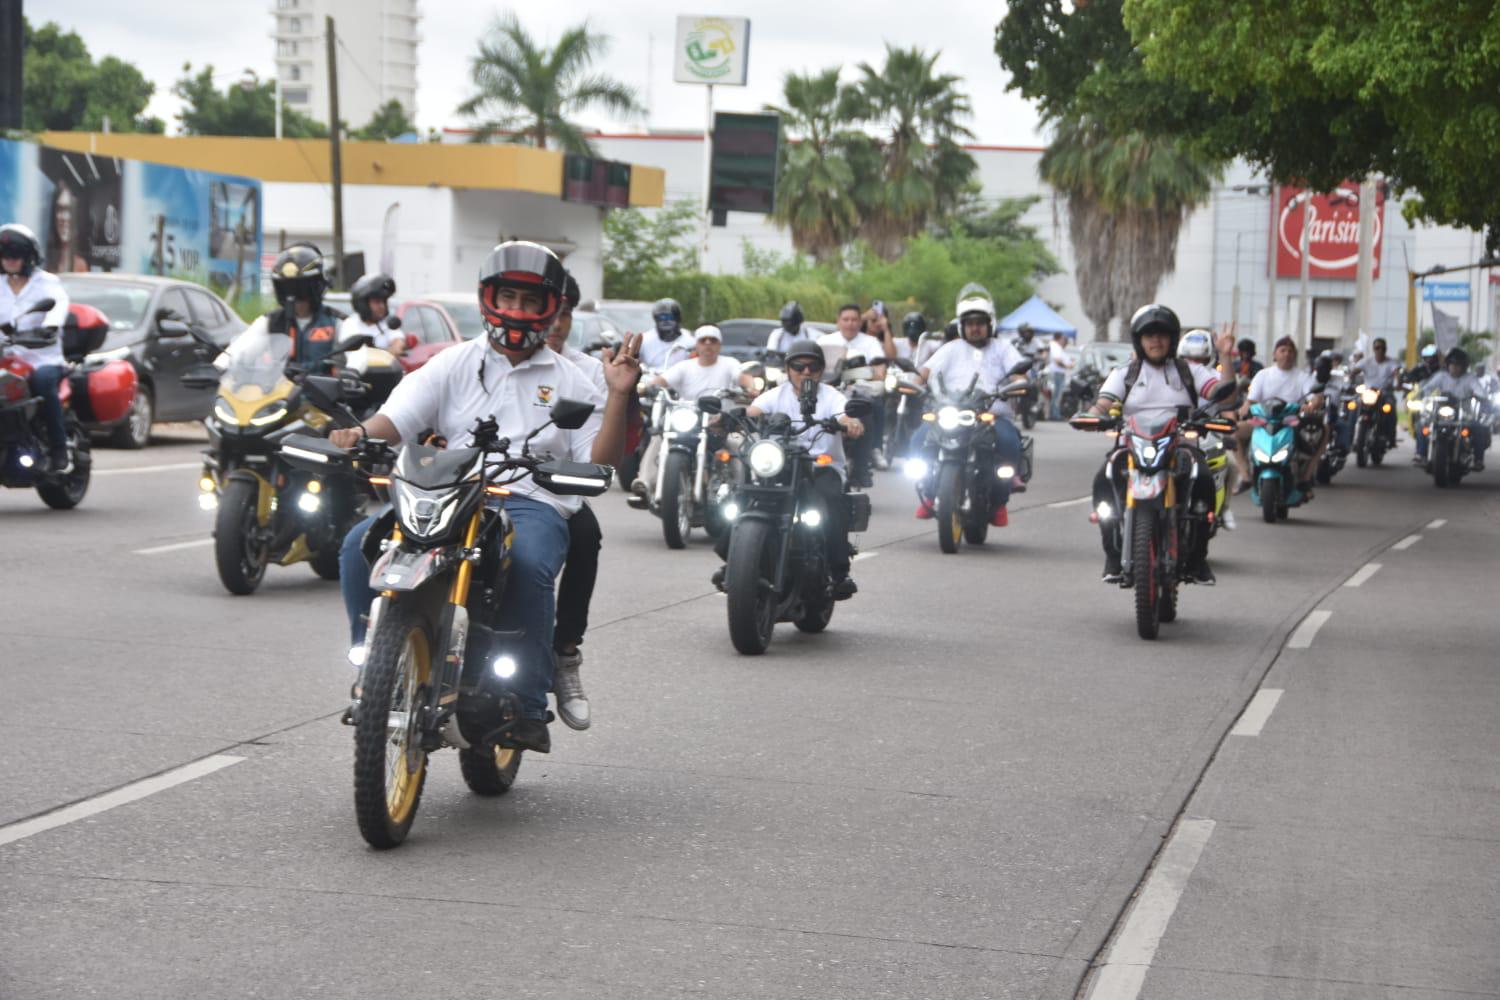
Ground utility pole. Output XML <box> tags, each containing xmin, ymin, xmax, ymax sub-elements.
<box><xmin>1267</xmin><ymin>183</ymin><xmax>1279</xmax><ymax>348</ymax></box>
<box><xmin>1353</xmin><ymin>177</ymin><xmax>1376</xmax><ymax>347</ymax></box>
<box><xmin>326</xmin><ymin>15</ymin><xmax>346</xmax><ymax>291</ymax></box>
<box><xmin>1296</xmin><ymin>190</ymin><xmax>1312</xmax><ymax>346</ymax></box>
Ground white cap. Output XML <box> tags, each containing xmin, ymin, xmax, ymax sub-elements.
<box><xmin>693</xmin><ymin>324</ymin><xmax>722</xmax><ymax>342</ymax></box>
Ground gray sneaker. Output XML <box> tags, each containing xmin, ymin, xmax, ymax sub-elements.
<box><xmin>553</xmin><ymin>650</ymin><xmax>591</xmax><ymax>731</ymax></box>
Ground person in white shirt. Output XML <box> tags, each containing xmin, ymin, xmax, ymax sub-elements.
<box><xmin>341</xmin><ymin>273</ymin><xmax>405</xmax><ymax>356</ymax></box>
<box><xmin>818</xmin><ymin>303</ymin><xmax>891</xmax><ymax>483</ymax></box>
<box><xmin>330</xmin><ymin>242</ymin><xmax>640</xmax><ymax>754</ymax></box>
<box><xmin>1045</xmin><ymin>331</ymin><xmax>1075</xmax><ymax>419</ymax></box>
<box><xmin>1241</xmin><ymin>336</ymin><xmax>1327</xmax><ymax>487</ymax></box>
<box><xmin>639</xmin><ymin>297</ymin><xmax>693</xmax><ymax>370</ymax></box>
<box><xmin>1419</xmin><ymin>347</ymin><xmax>1490</xmax><ymax>470</ymax></box>
<box><xmin>1351</xmin><ymin>337</ymin><xmax>1403</xmax><ymax>448</ymax></box>
<box><xmin>0</xmin><ymin>224</ymin><xmax>71</xmax><ymax>469</ymax></box>
<box><xmin>764</xmin><ymin>300</ymin><xmax>808</xmax><ymax>356</ymax></box>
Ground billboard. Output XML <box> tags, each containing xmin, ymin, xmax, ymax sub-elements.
<box><xmin>562</xmin><ymin>154</ymin><xmax>631</xmax><ymax>208</ymax></box>
<box><xmin>0</xmin><ymin>138</ymin><xmax>263</xmax><ymax>307</ymax></box>
<box><xmin>709</xmin><ymin>112</ymin><xmax>779</xmax><ymax>215</ymax></box>
<box><xmin>673</xmin><ymin>16</ymin><xmax>750</xmax><ymax>86</ymax></box>
<box><xmin>1274</xmin><ymin>183</ymin><xmax>1385</xmax><ymax>281</ymax></box>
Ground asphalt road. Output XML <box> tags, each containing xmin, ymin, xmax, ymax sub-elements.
<box><xmin>1</xmin><ymin>421</ymin><xmax>1496</xmax><ymax>1000</ymax></box>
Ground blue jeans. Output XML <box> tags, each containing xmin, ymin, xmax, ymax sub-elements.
<box><xmin>911</xmin><ymin>417</ymin><xmax>1023</xmax><ymax>507</ymax></box>
<box><xmin>340</xmin><ymin>496</ymin><xmax>571</xmax><ymax>721</ymax></box>
<box><xmin>28</xmin><ymin>365</ymin><xmax>67</xmax><ymax>450</ymax></box>
<box><xmin>1049</xmin><ymin>371</ymin><xmax>1066</xmax><ymax>419</ymax></box>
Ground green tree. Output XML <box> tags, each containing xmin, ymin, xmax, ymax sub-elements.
<box><xmin>173</xmin><ymin>65</ymin><xmax>327</xmax><ymax>138</ymax></box>
<box><xmin>763</xmin><ymin>68</ymin><xmax>865</xmax><ymax>265</ymax></box>
<box><xmin>601</xmin><ymin>199</ymin><xmax>701</xmax><ymax>298</ymax></box>
<box><xmin>21</xmin><ymin>19</ymin><xmax>163</xmax><ymax>133</ymax></box>
<box><xmin>457</xmin><ymin>14</ymin><xmax>643</xmax><ymax>155</ymax></box>
<box><xmin>352</xmin><ymin>99</ymin><xmax>416</xmax><ymax>141</ymax></box>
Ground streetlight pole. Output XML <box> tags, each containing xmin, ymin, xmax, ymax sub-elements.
<box><xmin>1233</xmin><ymin>181</ymin><xmax>1278</xmax><ymax>354</ymax></box>
<box><xmin>1232</xmin><ymin>230</ymin><xmax>1252</xmax><ymax>336</ymax></box>
<box><xmin>1297</xmin><ymin>190</ymin><xmax>1312</xmax><ymax>346</ymax></box>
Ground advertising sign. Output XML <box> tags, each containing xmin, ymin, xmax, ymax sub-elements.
<box><xmin>673</xmin><ymin>16</ymin><xmax>750</xmax><ymax>86</ymax></box>
<box><xmin>1273</xmin><ymin>183</ymin><xmax>1385</xmax><ymax>280</ymax></box>
<box><xmin>709</xmin><ymin>112</ymin><xmax>779</xmax><ymax>214</ymax></box>
<box><xmin>1422</xmin><ymin>281</ymin><xmax>1470</xmax><ymax>302</ymax></box>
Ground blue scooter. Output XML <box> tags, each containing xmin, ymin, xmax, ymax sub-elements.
<box><xmin>1248</xmin><ymin>397</ymin><xmax>1319</xmax><ymax>522</ymax></box>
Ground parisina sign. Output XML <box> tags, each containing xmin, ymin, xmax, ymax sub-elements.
<box><xmin>1273</xmin><ymin>184</ymin><xmax>1385</xmax><ymax>281</ymax></box>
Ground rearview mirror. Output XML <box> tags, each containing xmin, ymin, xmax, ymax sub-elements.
<box><xmin>302</xmin><ymin>374</ymin><xmax>344</xmax><ymax>408</ymax></box>
<box><xmin>697</xmin><ymin>394</ymin><xmax>723</xmax><ymax>414</ymax></box>
<box><xmin>1008</xmin><ymin>359</ymin><xmax>1033</xmax><ymax>377</ymax></box>
<box><xmin>158</xmin><ymin>317</ymin><xmax>193</xmax><ymax>340</ymax></box>
<box><xmin>26</xmin><ymin>298</ymin><xmax>56</xmax><ymax>315</ymax></box>
<box><xmin>550</xmin><ymin>397</ymin><xmax>595</xmax><ymax>430</ymax></box>
<box><xmin>384</xmin><ymin>315</ymin><xmax>402</xmax><ymax>331</ymax></box>
<box><xmin>843</xmin><ymin>397</ymin><xmax>874</xmax><ymax>420</ymax></box>
<box><xmin>891</xmin><ymin>357</ymin><xmax>916</xmax><ymax>373</ymax></box>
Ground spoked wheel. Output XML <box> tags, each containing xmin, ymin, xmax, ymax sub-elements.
<box><xmin>660</xmin><ymin>450</ymin><xmax>693</xmax><ymax>549</ymax></box>
<box><xmin>1133</xmin><ymin>514</ymin><xmax>1160</xmax><ymax>640</ymax></box>
<box><xmin>726</xmin><ymin>518</ymin><xmax>778</xmax><ymax>655</ymax></box>
<box><xmin>459</xmin><ymin>744</ymin><xmax>522</xmax><ymax>796</ymax></box>
<box><xmin>214</xmin><ymin>477</ymin><xmax>268</xmax><ymax>594</ymax></box>
<box><xmin>353</xmin><ymin>603</ymin><xmax>431</xmax><ymax>848</ymax></box>
<box><xmin>935</xmin><ymin>464</ymin><xmax>963</xmax><ymax>554</ymax></box>
<box><xmin>35</xmin><ymin>422</ymin><xmax>91</xmax><ymax>510</ymax></box>
<box><xmin>1260</xmin><ymin>478</ymin><xmax>1280</xmax><ymax>524</ymax></box>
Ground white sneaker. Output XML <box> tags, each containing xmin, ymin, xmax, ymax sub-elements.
<box><xmin>1221</xmin><ymin>510</ymin><xmax>1237</xmax><ymax>531</ymax></box>
<box><xmin>553</xmin><ymin>650</ymin><xmax>591</xmax><ymax>730</ymax></box>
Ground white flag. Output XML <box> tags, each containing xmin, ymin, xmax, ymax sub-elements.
<box><xmin>1353</xmin><ymin>329</ymin><xmax>1371</xmax><ymax>360</ymax></box>
<box><xmin>379</xmin><ymin>202</ymin><xmax>401</xmax><ymax>278</ymax></box>
<box><xmin>1431</xmin><ymin>306</ymin><xmax>1461</xmax><ymax>354</ymax></box>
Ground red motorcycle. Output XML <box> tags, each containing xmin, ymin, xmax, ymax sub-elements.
<box><xmin>1</xmin><ymin>300</ymin><xmax>137</xmax><ymax>509</ymax></box>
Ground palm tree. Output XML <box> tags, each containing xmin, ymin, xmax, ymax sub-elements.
<box><xmin>853</xmin><ymin>45</ymin><xmax>978</xmax><ymax>258</ymax></box>
<box><xmin>1039</xmin><ymin>115</ymin><xmax>1222</xmax><ymax>338</ymax></box>
<box><xmin>457</xmin><ymin>14</ymin><xmax>643</xmax><ymax>155</ymax></box>
<box><xmin>764</xmin><ymin>69</ymin><xmax>864</xmax><ymax>264</ymax></box>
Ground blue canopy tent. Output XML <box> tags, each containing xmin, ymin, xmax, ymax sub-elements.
<box><xmin>996</xmin><ymin>295</ymin><xmax>1077</xmax><ymax>340</ymax></box>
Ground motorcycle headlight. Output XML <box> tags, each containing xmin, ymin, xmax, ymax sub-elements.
<box><xmin>213</xmin><ymin>398</ymin><xmax>235</xmax><ymax>423</ymax></box>
<box><xmin>884</xmin><ymin>372</ymin><xmax>898</xmax><ymax>392</ymax></box>
<box><xmin>1437</xmin><ymin>405</ymin><xmax>1456</xmax><ymax>419</ymax></box>
<box><xmin>1360</xmin><ymin>388</ymin><xmax>1380</xmax><ymax>406</ymax></box>
<box><xmin>669</xmin><ymin>407</ymin><xmax>700</xmax><ymax>434</ymax></box>
<box><xmin>937</xmin><ymin>406</ymin><xmax>962</xmax><ymax>430</ymax></box>
<box><xmin>249</xmin><ymin>400</ymin><xmax>289</xmax><ymax>426</ymax></box>
<box><xmin>1271</xmin><ymin>447</ymin><xmax>1291</xmax><ymax>463</ymax></box>
<box><xmin>1253</xmin><ymin>448</ymin><xmax>1271</xmax><ymax>463</ymax></box>
<box><xmin>903</xmin><ymin>457</ymin><xmax>929</xmax><ymax>481</ymax></box>
<box><xmin>747</xmin><ymin>440</ymin><xmax>786</xmax><ymax>479</ymax></box>
<box><xmin>393</xmin><ymin>480</ymin><xmax>462</xmax><ymax>539</ymax></box>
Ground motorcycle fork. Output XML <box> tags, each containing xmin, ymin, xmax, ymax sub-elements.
<box><xmin>694</xmin><ymin>434</ymin><xmax>708</xmax><ymax>504</ymax></box>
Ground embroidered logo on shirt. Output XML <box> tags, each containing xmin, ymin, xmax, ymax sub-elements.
<box><xmin>536</xmin><ymin>384</ymin><xmax>554</xmax><ymax>406</ymax></box>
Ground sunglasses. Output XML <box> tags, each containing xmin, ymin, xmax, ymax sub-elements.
<box><xmin>787</xmin><ymin>360</ymin><xmax>824</xmax><ymax>374</ymax></box>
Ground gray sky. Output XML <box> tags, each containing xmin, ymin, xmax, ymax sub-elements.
<box><xmin>42</xmin><ymin>0</ymin><xmax>1045</xmax><ymax>145</ymax></box>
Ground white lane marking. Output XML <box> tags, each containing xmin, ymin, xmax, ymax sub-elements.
<box><xmin>1086</xmin><ymin>817</ymin><xmax>1217</xmax><ymax>1000</ymax></box>
<box><xmin>134</xmin><ymin>538</ymin><xmax>214</xmax><ymax>556</ymax></box>
<box><xmin>1392</xmin><ymin>534</ymin><xmax>1422</xmax><ymax>551</ymax></box>
<box><xmin>1047</xmin><ymin>495</ymin><xmax>1091</xmax><ymax>509</ymax></box>
<box><xmin>1230</xmin><ymin>689</ymin><xmax>1284</xmax><ymax>737</ymax></box>
<box><xmin>1343</xmin><ymin>563</ymin><xmax>1383</xmax><ymax>588</ymax></box>
<box><xmin>852</xmin><ymin>551</ymin><xmax>880</xmax><ymax>562</ymax></box>
<box><xmin>93</xmin><ymin>462</ymin><xmax>201</xmax><ymax>477</ymax></box>
<box><xmin>1287</xmin><ymin>609</ymin><xmax>1332</xmax><ymax>649</ymax></box>
<box><xmin>1427</xmin><ymin>518</ymin><xmax>1447</xmax><ymax>530</ymax></box>
<box><xmin>0</xmin><ymin>755</ymin><xmax>244</xmax><ymax>848</ymax></box>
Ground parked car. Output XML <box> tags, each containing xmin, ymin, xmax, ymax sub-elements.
<box><xmin>418</xmin><ymin>292</ymin><xmax>486</xmax><ymax>341</ymax></box>
<box><xmin>58</xmin><ymin>274</ymin><xmax>245</xmax><ymax>448</ymax></box>
<box><xmin>581</xmin><ymin>299</ymin><xmax>656</xmax><ymax>337</ymax></box>
<box><xmin>324</xmin><ymin>293</ymin><xmax>463</xmax><ymax>372</ymax></box>
<box><xmin>713</xmin><ymin>319</ymin><xmax>838</xmax><ymax>363</ymax></box>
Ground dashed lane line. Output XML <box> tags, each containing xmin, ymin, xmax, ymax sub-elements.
<box><xmin>1342</xmin><ymin>563</ymin><xmax>1383</xmax><ymax>588</ymax></box>
<box><xmin>1047</xmin><ymin>495</ymin><xmax>1091</xmax><ymax>509</ymax></box>
<box><xmin>1229</xmin><ymin>689</ymin><xmax>1284</xmax><ymax>737</ymax></box>
<box><xmin>1392</xmin><ymin>534</ymin><xmax>1422</xmax><ymax>551</ymax></box>
<box><xmin>134</xmin><ymin>538</ymin><xmax>215</xmax><ymax>556</ymax></box>
<box><xmin>0</xmin><ymin>755</ymin><xmax>244</xmax><ymax>848</ymax></box>
<box><xmin>852</xmin><ymin>551</ymin><xmax>881</xmax><ymax>562</ymax></box>
<box><xmin>1286</xmin><ymin>609</ymin><xmax>1333</xmax><ymax>649</ymax></box>
<box><xmin>93</xmin><ymin>462</ymin><xmax>201</xmax><ymax>477</ymax></box>
<box><xmin>1427</xmin><ymin>518</ymin><xmax>1447</xmax><ymax>530</ymax></box>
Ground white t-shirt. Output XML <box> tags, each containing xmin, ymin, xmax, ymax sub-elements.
<box><xmin>923</xmin><ymin>337</ymin><xmax>1027</xmax><ymax>416</ymax></box>
<box><xmin>764</xmin><ymin>325</ymin><xmax>805</xmax><ymax>355</ymax></box>
<box><xmin>340</xmin><ymin>314</ymin><xmax>403</xmax><ymax>351</ymax></box>
<box><xmin>639</xmin><ymin>329</ymin><xmax>693</xmax><ymax>370</ymax></box>
<box><xmin>378</xmin><ymin>338</ymin><xmax>604</xmax><ymax>517</ymax></box>
<box><xmin>560</xmin><ymin>345</ymin><xmax>607</xmax><ymax>397</ymax></box>
<box><xmin>1100</xmin><ymin>359</ymin><xmax>1222</xmax><ymax>421</ymax></box>
<box><xmin>1355</xmin><ymin>357</ymin><xmax>1401</xmax><ymax>390</ymax></box>
<box><xmin>0</xmin><ymin>270</ymin><xmax>69</xmax><ymax>368</ymax></box>
<box><xmin>892</xmin><ymin>338</ymin><xmax>915</xmax><ymax>361</ymax></box>
<box><xmin>1422</xmin><ymin>371</ymin><xmax>1483</xmax><ymax>401</ymax></box>
<box><xmin>1045</xmin><ymin>341</ymin><xmax>1075</xmax><ymax>375</ymax></box>
<box><xmin>913</xmin><ymin>333</ymin><xmax>947</xmax><ymax>369</ymax></box>
<box><xmin>1247</xmin><ymin>365</ymin><xmax>1319</xmax><ymax>406</ymax></box>
<box><xmin>818</xmin><ymin>331</ymin><xmax>887</xmax><ymax>395</ymax></box>
<box><xmin>662</xmin><ymin>355</ymin><xmax>741</xmax><ymax>401</ymax></box>
<box><xmin>749</xmin><ymin>381</ymin><xmax>850</xmax><ymax>476</ymax></box>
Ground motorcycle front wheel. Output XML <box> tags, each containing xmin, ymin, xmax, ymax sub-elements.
<box><xmin>1354</xmin><ymin>423</ymin><xmax>1369</xmax><ymax>468</ymax></box>
<box><xmin>935</xmin><ymin>463</ymin><xmax>964</xmax><ymax>554</ymax></box>
<box><xmin>1433</xmin><ymin>439</ymin><xmax>1452</xmax><ymax>487</ymax></box>
<box><xmin>726</xmin><ymin>518</ymin><xmax>778</xmax><ymax>655</ymax></box>
<box><xmin>963</xmin><ymin>473</ymin><xmax>990</xmax><ymax>545</ymax></box>
<box><xmin>1260</xmin><ymin>478</ymin><xmax>1281</xmax><ymax>524</ymax></box>
<box><xmin>1132</xmin><ymin>513</ymin><xmax>1161</xmax><ymax>640</ymax></box>
<box><xmin>354</xmin><ymin>603</ymin><xmax>432</xmax><ymax>848</ymax></box>
<box><xmin>660</xmin><ymin>450</ymin><xmax>693</xmax><ymax>549</ymax></box>
<box><xmin>214</xmin><ymin>477</ymin><xmax>268</xmax><ymax>594</ymax></box>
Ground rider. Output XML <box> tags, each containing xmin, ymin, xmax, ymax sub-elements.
<box><xmin>1084</xmin><ymin>305</ymin><xmax>1226</xmax><ymax>584</ymax></box>
<box><xmin>726</xmin><ymin>338</ymin><xmax>865</xmax><ymax>599</ymax></box>
<box><xmin>765</xmin><ymin>300</ymin><xmax>808</xmax><ymax>355</ymax></box>
<box><xmin>1235</xmin><ymin>339</ymin><xmax>1264</xmax><ymax>379</ymax></box>
<box><xmin>640</xmin><ymin>298</ymin><xmax>693</xmax><ymax>370</ymax></box>
<box><xmin>1408</xmin><ymin>344</ymin><xmax>1444</xmax><ymax>462</ymax></box>
<box><xmin>1178</xmin><ymin>328</ymin><xmax>1239</xmax><ymax>530</ymax></box>
<box><xmin>330</xmin><ymin>241</ymin><xmax>638</xmax><ymax>754</ymax></box>
<box><xmin>911</xmin><ymin>289</ymin><xmax>1027</xmax><ymax>526</ymax></box>
<box><xmin>0</xmin><ymin>224</ymin><xmax>70</xmax><ymax>470</ymax></box>
<box><xmin>1045</xmin><ymin>330</ymin><xmax>1075</xmax><ymax>420</ymax></box>
<box><xmin>899</xmin><ymin>312</ymin><xmax>928</xmax><ymax>363</ymax></box>
<box><xmin>1240</xmin><ymin>336</ymin><xmax>1327</xmax><ymax>490</ymax></box>
<box><xmin>546</xmin><ymin>271</ymin><xmax>606</xmax><ymax>731</ymax></box>
<box><xmin>341</xmin><ymin>273</ymin><xmax>405</xmax><ymax>356</ymax></box>
<box><xmin>1419</xmin><ymin>347</ymin><xmax>1491</xmax><ymax>471</ymax></box>
<box><xmin>245</xmin><ymin>243</ymin><xmax>343</xmax><ymax>372</ymax></box>
<box><xmin>818</xmin><ymin>303</ymin><xmax>891</xmax><ymax>485</ymax></box>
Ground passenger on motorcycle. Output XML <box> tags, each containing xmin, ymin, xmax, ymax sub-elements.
<box><xmin>1419</xmin><ymin>347</ymin><xmax>1491</xmax><ymax>471</ymax></box>
<box><xmin>1179</xmin><ymin>329</ymin><xmax>1240</xmax><ymax>529</ymax></box>
<box><xmin>1086</xmin><ymin>305</ymin><xmax>1226</xmax><ymax>584</ymax></box>
<box><xmin>911</xmin><ymin>292</ymin><xmax>1027</xmax><ymax>526</ymax></box>
<box><xmin>766</xmin><ymin>300</ymin><xmax>808</xmax><ymax>355</ymax></box>
<box><xmin>741</xmin><ymin>339</ymin><xmax>865</xmax><ymax>598</ymax></box>
<box><xmin>0</xmin><ymin>224</ymin><xmax>70</xmax><ymax>470</ymax></box>
<box><xmin>1239</xmin><ymin>337</ymin><xmax>1327</xmax><ymax>489</ymax></box>
<box><xmin>640</xmin><ymin>297</ymin><xmax>693</xmax><ymax>370</ymax></box>
<box><xmin>331</xmin><ymin>241</ymin><xmax>639</xmax><ymax>754</ymax></box>
<box><xmin>341</xmin><ymin>272</ymin><xmax>404</xmax><ymax>356</ymax></box>
<box><xmin>1408</xmin><ymin>344</ymin><xmax>1444</xmax><ymax>462</ymax></box>
<box><xmin>818</xmin><ymin>303</ymin><xmax>891</xmax><ymax>485</ymax></box>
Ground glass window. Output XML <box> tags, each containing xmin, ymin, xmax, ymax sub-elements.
<box><xmin>158</xmin><ymin>289</ymin><xmax>192</xmax><ymax>326</ymax></box>
<box><xmin>288</xmin><ymin>65</ymin><xmax>301</xmax><ymax>81</ymax></box>
<box><xmin>413</xmin><ymin>307</ymin><xmax>446</xmax><ymax>344</ymax></box>
<box><xmin>283</xmin><ymin>88</ymin><xmax>309</xmax><ymax>104</ymax></box>
<box><xmin>277</xmin><ymin>40</ymin><xmax>297</xmax><ymax>56</ymax></box>
<box><xmin>185</xmin><ymin>290</ymin><xmax>225</xmax><ymax>329</ymax></box>
<box><xmin>57</xmin><ymin>278</ymin><xmax>153</xmax><ymax>330</ymax></box>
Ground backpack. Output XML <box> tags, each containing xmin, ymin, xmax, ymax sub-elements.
<box><xmin>1120</xmin><ymin>357</ymin><xmax>1198</xmax><ymax>408</ymax></box>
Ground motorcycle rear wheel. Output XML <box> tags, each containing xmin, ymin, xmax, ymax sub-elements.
<box><xmin>214</xmin><ymin>477</ymin><xmax>268</xmax><ymax>594</ymax></box>
<box><xmin>794</xmin><ymin>591</ymin><xmax>835</xmax><ymax>633</ymax></box>
<box><xmin>1260</xmin><ymin>478</ymin><xmax>1280</xmax><ymax>524</ymax></box>
<box><xmin>459</xmin><ymin>744</ymin><xmax>522</xmax><ymax>796</ymax></box>
<box><xmin>660</xmin><ymin>450</ymin><xmax>692</xmax><ymax>550</ymax></box>
<box><xmin>353</xmin><ymin>603</ymin><xmax>431</xmax><ymax>848</ymax></box>
<box><xmin>726</xmin><ymin>518</ymin><xmax>777</xmax><ymax>655</ymax></box>
<box><xmin>1132</xmin><ymin>514</ymin><xmax>1160</xmax><ymax>640</ymax></box>
<box><xmin>936</xmin><ymin>464</ymin><xmax>963</xmax><ymax>554</ymax></box>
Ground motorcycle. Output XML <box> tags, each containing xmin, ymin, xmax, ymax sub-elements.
<box><xmin>278</xmin><ymin>400</ymin><xmax>613</xmax><ymax>848</ymax></box>
<box><xmin>708</xmin><ymin>393</ymin><xmax>873</xmax><ymax>655</ymax></box>
<box><xmin>650</xmin><ymin>387</ymin><xmax>746</xmax><ymax>548</ymax></box>
<box><xmin>831</xmin><ymin>353</ymin><xmax>886</xmax><ymax>489</ymax></box>
<box><xmin>902</xmin><ymin>359</ymin><xmax>1034</xmax><ymax>553</ymax></box>
<box><xmin>1071</xmin><ymin>384</ymin><xmax>1237</xmax><ymax>640</ymax></box>
<box><xmin>1</xmin><ymin>299</ymin><xmax>134</xmax><ymax>509</ymax></box>
<box><xmin>1058</xmin><ymin>368</ymin><xmax>1097</xmax><ymax>420</ymax></box>
<box><xmin>1247</xmin><ymin>392</ymin><xmax>1323</xmax><ymax>522</ymax></box>
<box><xmin>1351</xmin><ymin>381</ymin><xmax>1399</xmax><ymax>468</ymax></box>
<box><xmin>1420</xmin><ymin>392</ymin><xmax>1484</xmax><ymax>487</ymax></box>
<box><xmin>1317</xmin><ymin>382</ymin><xmax>1356</xmax><ymax>484</ymax></box>
<box><xmin>182</xmin><ymin>326</ymin><xmax>378</xmax><ymax>594</ymax></box>
<box><xmin>883</xmin><ymin>357</ymin><xmax>922</xmax><ymax>457</ymax></box>
<box><xmin>616</xmin><ymin>366</ymin><xmax>660</xmax><ymax>492</ymax></box>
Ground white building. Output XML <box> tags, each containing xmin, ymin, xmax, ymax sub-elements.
<box><xmin>272</xmin><ymin>0</ymin><xmax>420</xmax><ymax>131</ymax></box>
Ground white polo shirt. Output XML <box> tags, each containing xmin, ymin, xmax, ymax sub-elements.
<box><xmin>1100</xmin><ymin>359</ymin><xmax>1222</xmax><ymax>422</ymax></box>
<box><xmin>1246</xmin><ymin>365</ymin><xmax>1319</xmax><ymax>406</ymax></box>
<box><xmin>750</xmin><ymin>381</ymin><xmax>850</xmax><ymax>476</ymax></box>
<box><xmin>818</xmin><ymin>330</ymin><xmax>887</xmax><ymax>396</ymax></box>
<box><xmin>378</xmin><ymin>338</ymin><xmax>604</xmax><ymax>517</ymax></box>
<box><xmin>0</xmin><ymin>269</ymin><xmax>69</xmax><ymax>368</ymax></box>
<box><xmin>640</xmin><ymin>329</ymin><xmax>693</xmax><ymax>370</ymax></box>
<box><xmin>923</xmin><ymin>337</ymin><xmax>1028</xmax><ymax>416</ymax></box>
<box><xmin>662</xmin><ymin>355</ymin><xmax>741</xmax><ymax>401</ymax></box>
<box><xmin>1355</xmin><ymin>357</ymin><xmax>1401</xmax><ymax>390</ymax></box>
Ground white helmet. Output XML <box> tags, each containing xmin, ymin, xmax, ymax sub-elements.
<box><xmin>1179</xmin><ymin>328</ymin><xmax>1214</xmax><ymax>364</ymax></box>
<box><xmin>954</xmin><ymin>294</ymin><xmax>996</xmax><ymax>338</ymax></box>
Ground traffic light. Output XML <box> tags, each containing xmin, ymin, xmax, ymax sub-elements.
<box><xmin>709</xmin><ymin>112</ymin><xmax>779</xmax><ymax>215</ymax></box>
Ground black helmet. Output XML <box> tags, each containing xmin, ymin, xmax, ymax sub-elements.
<box><xmin>944</xmin><ymin>318</ymin><xmax>959</xmax><ymax>341</ymax></box>
<box><xmin>902</xmin><ymin>311</ymin><xmax>926</xmax><ymax>341</ymax></box>
<box><xmin>783</xmin><ymin>339</ymin><xmax>825</xmax><ymax>368</ymax></box>
<box><xmin>271</xmin><ymin>243</ymin><xmax>330</xmax><ymax>311</ymax></box>
<box><xmin>1445</xmin><ymin>347</ymin><xmax>1470</xmax><ymax>372</ymax></box>
<box><xmin>1015</xmin><ymin>322</ymin><xmax>1036</xmax><ymax>341</ymax></box>
<box><xmin>1237</xmin><ymin>337</ymin><xmax>1256</xmax><ymax>357</ymax></box>
<box><xmin>562</xmin><ymin>271</ymin><xmax>581</xmax><ymax>308</ymax></box>
<box><xmin>0</xmin><ymin>224</ymin><xmax>42</xmax><ymax>276</ymax></box>
<box><xmin>780</xmin><ymin>300</ymin><xmax>804</xmax><ymax>332</ymax></box>
<box><xmin>349</xmin><ymin>272</ymin><xmax>396</xmax><ymax>323</ymax></box>
<box><xmin>1128</xmin><ymin>303</ymin><xmax>1182</xmax><ymax>358</ymax></box>
<box><xmin>477</xmin><ymin>240</ymin><xmax>567</xmax><ymax>352</ymax></box>
<box><xmin>653</xmin><ymin>298</ymin><xmax>683</xmax><ymax>340</ymax></box>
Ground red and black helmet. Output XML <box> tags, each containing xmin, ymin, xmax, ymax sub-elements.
<box><xmin>0</xmin><ymin>224</ymin><xmax>43</xmax><ymax>276</ymax></box>
<box><xmin>477</xmin><ymin>241</ymin><xmax>567</xmax><ymax>352</ymax></box>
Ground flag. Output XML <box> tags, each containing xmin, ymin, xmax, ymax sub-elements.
<box><xmin>379</xmin><ymin>202</ymin><xmax>400</xmax><ymax>278</ymax></box>
<box><xmin>1353</xmin><ymin>330</ymin><xmax>1371</xmax><ymax>360</ymax></box>
<box><xmin>1431</xmin><ymin>306</ymin><xmax>1461</xmax><ymax>354</ymax></box>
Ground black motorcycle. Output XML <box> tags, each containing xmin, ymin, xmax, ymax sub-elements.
<box><xmin>651</xmin><ymin>387</ymin><xmax>745</xmax><ymax>548</ymax></box>
<box><xmin>279</xmin><ymin>400</ymin><xmax>613</xmax><ymax>848</ymax></box>
<box><xmin>0</xmin><ymin>299</ymin><xmax>92</xmax><ymax>509</ymax></box>
<box><xmin>1421</xmin><ymin>392</ymin><xmax>1483</xmax><ymax>487</ymax></box>
<box><xmin>707</xmin><ymin>392</ymin><xmax>873</xmax><ymax>655</ymax></box>
<box><xmin>1351</xmin><ymin>381</ymin><xmax>1399</xmax><ymax>467</ymax></box>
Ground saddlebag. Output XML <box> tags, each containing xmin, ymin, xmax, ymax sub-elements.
<box><xmin>67</xmin><ymin>360</ymin><xmax>138</xmax><ymax>424</ymax></box>
<box><xmin>846</xmin><ymin>491</ymin><xmax>871</xmax><ymax>533</ymax></box>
